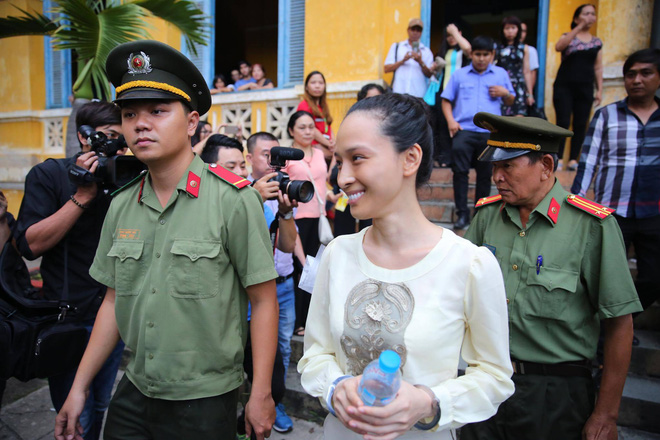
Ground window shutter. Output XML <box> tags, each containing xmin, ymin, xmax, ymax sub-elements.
<box><xmin>278</xmin><ymin>0</ymin><xmax>305</xmax><ymax>87</ymax></box>
<box><xmin>43</xmin><ymin>0</ymin><xmax>71</xmax><ymax>109</ymax></box>
<box><xmin>180</xmin><ymin>0</ymin><xmax>214</xmax><ymax>90</ymax></box>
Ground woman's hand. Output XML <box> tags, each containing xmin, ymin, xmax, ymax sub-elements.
<box><xmin>332</xmin><ymin>376</ymin><xmax>369</xmax><ymax>435</ymax></box>
<box><xmin>347</xmin><ymin>381</ymin><xmax>434</xmax><ymax>440</ymax></box>
<box><xmin>526</xmin><ymin>95</ymin><xmax>535</xmax><ymax>107</ymax></box>
<box><xmin>594</xmin><ymin>90</ymin><xmax>602</xmax><ymax>107</ymax></box>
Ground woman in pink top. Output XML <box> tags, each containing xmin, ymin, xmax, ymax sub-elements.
<box><xmin>284</xmin><ymin>110</ymin><xmax>328</xmax><ymax>335</ymax></box>
<box><xmin>298</xmin><ymin>71</ymin><xmax>335</xmax><ymax>166</ymax></box>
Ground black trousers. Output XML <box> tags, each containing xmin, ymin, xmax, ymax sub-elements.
<box><xmin>553</xmin><ymin>81</ymin><xmax>594</xmax><ymax>161</ymax></box>
<box><xmin>461</xmin><ymin>374</ymin><xmax>595</xmax><ymax>440</ymax></box>
<box><xmin>294</xmin><ymin>217</ymin><xmax>321</xmax><ymax>329</ymax></box>
<box><xmin>104</xmin><ymin>376</ymin><xmax>239</xmax><ymax>440</ymax></box>
<box><xmin>451</xmin><ymin>130</ymin><xmax>492</xmax><ymax>218</ymax></box>
<box><xmin>432</xmin><ymin>103</ymin><xmax>452</xmax><ymax>165</ymax></box>
<box><xmin>615</xmin><ymin>214</ymin><xmax>660</xmax><ymax>310</ymax></box>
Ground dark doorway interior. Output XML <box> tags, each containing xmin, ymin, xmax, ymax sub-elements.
<box><xmin>430</xmin><ymin>0</ymin><xmax>539</xmax><ymax>57</ymax></box>
<box><xmin>214</xmin><ymin>0</ymin><xmax>278</xmax><ymax>87</ymax></box>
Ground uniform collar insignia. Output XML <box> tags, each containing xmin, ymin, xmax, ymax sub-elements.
<box><xmin>127</xmin><ymin>51</ymin><xmax>153</xmax><ymax>75</ymax></box>
<box><xmin>547</xmin><ymin>197</ymin><xmax>561</xmax><ymax>224</ymax></box>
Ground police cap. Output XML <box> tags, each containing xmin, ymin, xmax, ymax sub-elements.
<box><xmin>106</xmin><ymin>40</ymin><xmax>211</xmax><ymax>115</ymax></box>
<box><xmin>474</xmin><ymin>112</ymin><xmax>573</xmax><ymax>162</ymax></box>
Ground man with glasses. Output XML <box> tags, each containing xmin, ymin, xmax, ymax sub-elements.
<box><xmin>384</xmin><ymin>18</ymin><xmax>434</xmax><ymax>97</ymax></box>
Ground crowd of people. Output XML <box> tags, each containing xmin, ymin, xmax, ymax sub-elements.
<box><xmin>0</xmin><ymin>5</ymin><xmax>658</xmax><ymax>440</ymax></box>
<box><xmin>210</xmin><ymin>61</ymin><xmax>275</xmax><ymax>95</ymax></box>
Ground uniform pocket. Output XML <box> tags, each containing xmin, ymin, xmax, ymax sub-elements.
<box><xmin>459</xmin><ymin>83</ymin><xmax>476</xmax><ymax>99</ymax></box>
<box><xmin>168</xmin><ymin>239</ymin><xmax>222</xmax><ymax>299</ymax></box>
<box><xmin>108</xmin><ymin>241</ymin><xmax>145</xmax><ymax>296</ymax></box>
<box><xmin>525</xmin><ymin>267</ymin><xmax>579</xmax><ymax>320</ymax></box>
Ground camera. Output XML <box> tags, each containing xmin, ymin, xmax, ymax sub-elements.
<box><xmin>69</xmin><ymin>126</ymin><xmax>147</xmax><ymax>190</ymax></box>
<box><xmin>266</xmin><ymin>147</ymin><xmax>314</xmax><ymax>203</ymax></box>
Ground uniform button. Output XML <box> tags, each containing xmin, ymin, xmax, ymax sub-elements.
<box><xmin>519</xmin><ymin>231</ymin><xmax>525</xmax><ymax>237</ymax></box>
<box><xmin>506</xmin><ymin>298</ymin><xmax>510</xmax><ymax>304</ymax></box>
<box><xmin>120</xmin><ymin>251</ymin><xmax>126</xmax><ymax>258</ymax></box>
<box><xmin>151</xmin><ymin>288</ymin><xmax>156</xmax><ymax>294</ymax></box>
<box><xmin>155</xmin><ymin>252</ymin><xmax>161</xmax><ymax>258</ymax></box>
<box><xmin>512</xmin><ymin>264</ymin><xmax>519</xmax><ymax>271</ymax></box>
<box><xmin>148</xmin><ymin>353</ymin><xmax>154</xmax><ymax>359</ymax></box>
<box><xmin>148</xmin><ymin>322</ymin><xmax>154</xmax><ymax>327</ymax></box>
<box><xmin>191</xmin><ymin>253</ymin><xmax>198</xmax><ymax>259</ymax></box>
<box><xmin>159</xmin><ymin>219</ymin><xmax>166</xmax><ymax>225</ymax></box>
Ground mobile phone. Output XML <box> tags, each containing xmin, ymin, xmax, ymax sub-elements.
<box><xmin>412</xmin><ymin>41</ymin><xmax>420</xmax><ymax>53</ymax></box>
<box><xmin>224</xmin><ymin>125</ymin><xmax>239</xmax><ymax>135</ymax></box>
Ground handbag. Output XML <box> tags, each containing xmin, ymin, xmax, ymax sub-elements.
<box><xmin>305</xmin><ymin>166</ymin><xmax>334</xmax><ymax>246</ymax></box>
<box><xmin>423</xmin><ymin>76</ymin><xmax>440</xmax><ymax>106</ymax></box>
<box><xmin>0</xmin><ymin>236</ymin><xmax>88</xmax><ymax>381</ymax></box>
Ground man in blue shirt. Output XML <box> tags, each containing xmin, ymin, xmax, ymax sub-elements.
<box><xmin>441</xmin><ymin>36</ymin><xmax>515</xmax><ymax>230</ymax></box>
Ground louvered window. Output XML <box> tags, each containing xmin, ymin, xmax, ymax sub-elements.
<box><xmin>180</xmin><ymin>0</ymin><xmax>215</xmax><ymax>89</ymax></box>
<box><xmin>44</xmin><ymin>0</ymin><xmax>72</xmax><ymax>109</ymax></box>
<box><xmin>277</xmin><ymin>0</ymin><xmax>305</xmax><ymax>87</ymax></box>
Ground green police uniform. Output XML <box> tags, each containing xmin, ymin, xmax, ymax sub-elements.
<box><xmin>461</xmin><ymin>113</ymin><xmax>642</xmax><ymax>440</ymax></box>
<box><xmin>88</xmin><ymin>40</ymin><xmax>278</xmax><ymax>439</ymax></box>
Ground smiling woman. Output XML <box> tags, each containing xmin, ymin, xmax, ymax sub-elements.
<box><xmin>298</xmin><ymin>93</ymin><xmax>515</xmax><ymax>440</ymax></box>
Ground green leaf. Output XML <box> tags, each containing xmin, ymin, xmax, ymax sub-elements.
<box><xmin>0</xmin><ymin>6</ymin><xmax>58</xmax><ymax>39</ymax></box>
<box><xmin>133</xmin><ymin>0</ymin><xmax>210</xmax><ymax>55</ymax></box>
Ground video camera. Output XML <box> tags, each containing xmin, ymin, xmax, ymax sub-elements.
<box><xmin>266</xmin><ymin>147</ymin><xmax>314</xmax><ymax>203</ymax></box>
<box><xmin>68</xmin><ymin>126</ymin><xmax>147</xmax><ymax>190</ymax></box>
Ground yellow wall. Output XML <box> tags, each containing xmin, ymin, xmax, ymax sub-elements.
<box><xmin>0</xmin><ymin>0</ymin><xmax>46</xmax><ymax>112</ymax></box>
<box><xmin>304</xmin><ymin>0</ymin><xmax>421</xmax><ymax>84</ymax></box>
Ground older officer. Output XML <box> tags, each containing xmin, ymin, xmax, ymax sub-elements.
<box><xmin>461</xmin><ymin>113</ymin><xmax>642</xmax><ymax>440</ymax></box>
<box><xmin>54</xmin><ymin>41</ymin><xmax>279</xmax><ymax>440</ymax></box>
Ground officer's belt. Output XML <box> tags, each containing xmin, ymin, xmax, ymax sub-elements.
<box><xmin>275</xmin><ymin>273</ymin><xmax>294</xmax><ymax>284</ymax></box>
<box><xmin>511</xmin><ymin>359</ymin><xmax>592</xmax><ymax>379</ymax></box>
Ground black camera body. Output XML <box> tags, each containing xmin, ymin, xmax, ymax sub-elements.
<box><xmin>69</xmin><ymin>126</ymin><xmax>147</xmax><ymax>190</ymax></box>
<box><xmin>267</xmin><ymin>147</ymin><xmax>314</xmax><ymax>203</ymax></box>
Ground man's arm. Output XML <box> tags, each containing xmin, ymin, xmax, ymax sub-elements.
<box><xmin>24</xmin><ymin>153</ymin><xmax>98</xmax><ymax>257</ymax></box>
<box><xmin>384</xmin><ymin>43</ymin><xmax>412</xmax><ymax>73</ymax></box>
<box><xmin>54</xmin><ymin>288</ymin><xmax>120</xmax><ymax>440</ymax></box>
<box><xmin>442</xmin><ymin>99</ymin><xmax>462</xmax><ymax>138</ymax></box>
<box><xmin>582</xmin><ymin>314</ymin><xmax>633</xmax><ymax>440</ymax></box>
<box><xmin>245</xmin><ymin>279</ymin><xmax>279</xmax><ymax>440</ymax></box>
<box><xmin>275</xmin><ymin>194</ymin><xmax>297</xmax><ymax>254</ymax></box>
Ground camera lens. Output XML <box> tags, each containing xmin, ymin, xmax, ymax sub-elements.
<box><xmin>286</xmin><ymin>180</ymin><xmax>314</xmax><ymax>203</ymax></box>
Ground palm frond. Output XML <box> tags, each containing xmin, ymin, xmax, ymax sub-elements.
<box><xmin>0</xmin><ymin>6</ymin><xmax>58</xmax><ymax>39</ymax></box>
<box><xmin>52</xmin><ymin>0</ymin><xmax>148</xmax><ymax>98</ymax></box>
<box><xmin>133</xmin><ymin>0</ymin><xmax>210</xmax><ymax>55</ymax></box>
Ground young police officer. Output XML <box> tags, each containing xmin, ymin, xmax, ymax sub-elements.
<box><xmin>54</xmin><ymin>41</ymin><xmax>279</xmax><ymax>440</ymax></box>
<box><xmin>462</xmin><ymin>113</ymin><xmax>642</xmax><ymax>440</ymax></box>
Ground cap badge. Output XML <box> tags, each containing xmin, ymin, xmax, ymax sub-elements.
<box><xmin>127</xmin><ymin>52</ymin><xmax>152</xmax><ymax>75</ymax></box>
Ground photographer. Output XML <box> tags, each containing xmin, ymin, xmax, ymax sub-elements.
<box><xmin>15</xmin><ymin>101</ymin><xmax>125</xmax><ymax>440</ymax></box>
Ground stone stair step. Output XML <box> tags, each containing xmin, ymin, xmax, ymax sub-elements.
<box><xmin>618</xmin><ymin>426</ymin><xmax>660</xmax><ymax>440</ymax></box>
<box><xmin>619</xmin><ymin>374</ymin><xmax>660</xmax><ymax>433</ymax></box>
<box><xmin>283</xmin><ymin>363</ymin><xmax>328</xmax><ymax>425</ymax></box>
<box><xmin>630</xmin><ymin>330</ymin><xmax>660</xmax><ymax>377</ymax></box>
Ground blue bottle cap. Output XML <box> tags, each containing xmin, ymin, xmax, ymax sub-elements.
<box><xmin>378</xmin><ymin>350</ymin><xmax>401</xmax><ymax>373</ymax></box>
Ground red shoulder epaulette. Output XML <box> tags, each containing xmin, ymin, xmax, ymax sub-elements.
<box><xmin>475</xmin><ymin>194</ymin><xmax>503</xmax><ymax>208</ymax></box>
<box><xmin>565</xmin><ymin>194</ymin><xmax>615</xmax><ymax>219</ymax></box>
<box><xmin>207</xmin><ymin>164</ymin><xmax>251</xmax><ymax>189</ymax></box>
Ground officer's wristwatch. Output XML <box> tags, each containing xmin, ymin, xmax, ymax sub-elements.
<box><xmin>413</xmin><ymin>384</ymin><xmax>441</xmax><ymax>430</ymax></box>
<box><xmin>278</xmin><ymin>210</ymin><xmax>294</xmax><ymax>220</ymax></box>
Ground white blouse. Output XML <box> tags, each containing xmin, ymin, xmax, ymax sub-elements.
<box><xmin>298</xmin><ymin>227</ymin><xmax>514</xmax><ymax>438</ymax></box>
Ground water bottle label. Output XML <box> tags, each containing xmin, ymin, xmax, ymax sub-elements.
<box><xmin>360</xmin><ymin>388</ymin><xmax>376</xmax><ymax>406</ymax></box>
<box><xmin>380</xmin><ymin>395</ymin><xmax>394</xmax><ymax>406</ymax></box>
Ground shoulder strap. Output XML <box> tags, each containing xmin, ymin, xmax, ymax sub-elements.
<box><xmin>207</xmin><ymin>164</ymin><xmax>251</xmax><ymax>189</ymax></box>
<box><xmin>475</xmin><ymin>194</ymin><xmax>503</xmax><ymax>208</ymax></box>
<box><xmin>565</xmin><ymin>194</ymin><xmax>615</xmax><ymax>219</ymax></box>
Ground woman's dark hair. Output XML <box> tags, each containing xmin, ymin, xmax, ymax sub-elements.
<box><xmin>302</xmin><ymin>71</ymin><xmax>333</xmax><ymax>124</ymax></box>
<box><xmin>438</xmin><ymin>23</ymin><xmax>462</xmax><ymax>58</ymax></box>
<box><xmin>571</xmin><ymin>4</ymin><xmax>595</xmax><ymax>29</ymax></box>
<box><xmin>357</xmin><ymin>83</ymin><xmax>386</xmax><ymax>101</ymax></box>
<box><xmin>211</xmin><ymin>74</ymin><xmax>227</xmax><ymax>88</ymax></box>
<box><xmin>287</xmin><ymin>110</ymin><xmax>315</xmax><ymax>138</ymax></box>
<box><xmin>623</xmin><ymin>48</ymin><xmax>660</xmax><ymax>75</ymax></box>
<box><xmin>471</xmin><ymin>35</ymin><xmax>495</xmax><ymax>53</ymax></box>
<box><xmin>501</xmin><ymin>16</ymin><xmax>522</xmax><ymax>46</ymax></box>
<box><xmin>345</xmin><ymin>94</ymin><xmax>433</xmax><ymax>188</ymax></box>
<box><xmin>191</xmin><ymin>120</ymin><xmax>211</xmax><ymax>147</ymax></box>
<box><xmin>200</xmin><ymin>134</ymin><xmax>243</xmax><ymax>163</ymax></box>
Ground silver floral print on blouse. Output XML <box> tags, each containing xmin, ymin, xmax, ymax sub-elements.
<box><xmin>340</xmin><ymin>279</ymin><xmax>414</xmax><ymax>375</ymax></box>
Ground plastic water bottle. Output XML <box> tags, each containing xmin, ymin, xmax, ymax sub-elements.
<box><xmin>358</xmin><ymin>350</ymin><xmax>402</xmax><ymax>406</ymax></box>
